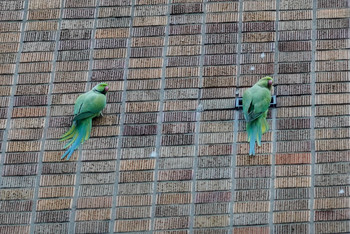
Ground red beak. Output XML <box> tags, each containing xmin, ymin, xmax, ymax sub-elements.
<box><xmin>102</xmin><ymin>86</ymin><xmax>109</xmax><ymax>94</ymax></box>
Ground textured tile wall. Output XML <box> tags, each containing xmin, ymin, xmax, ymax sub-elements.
<box><xmin>0</xmin><ymin>0</ymin><xmax>349</xmax><ymax>233</ymax></box>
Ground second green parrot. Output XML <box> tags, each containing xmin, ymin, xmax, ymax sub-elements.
<box><xmin>242</xmin><ymin>76</ymin><xmax>273</xmax><ymax>156</ymax></box>
<box><xmin>60</xmin><ymin>83</ymin><xmax>109</xmax><ymax>160</ymax></box>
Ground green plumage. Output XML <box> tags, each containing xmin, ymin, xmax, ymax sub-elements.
<box><xmin>242</xmin><ymin>77</ymin><xmax>273</xmax><ymax>156</ymax></box>
<box><xmin>60</xmin><ymin>83</ymin><xmax>109</xmax><ymax>160</ymax></box>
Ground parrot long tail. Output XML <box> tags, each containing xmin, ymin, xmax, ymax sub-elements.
<box><xmin>60</xmin><ymin>118</ymin><xmax>92</xmax><ymax>160</ymax></box>
<box><xmin>246</xmin><ymin>115</ymin><xmax>269</xmax><ymax>156</ymax></box>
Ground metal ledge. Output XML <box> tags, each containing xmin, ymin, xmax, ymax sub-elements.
<box><xmin>235</xmin><ymin>95</ymin><xmax>277</xmax><ymax>109</ymax></box>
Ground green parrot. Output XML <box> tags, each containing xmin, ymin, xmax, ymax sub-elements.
<box><xmin>60</xmin><ymin>83</ymin><xmax>109</xmax><ymax>160</ymax></box>
<box><xmin>242</xmin><ymin>76</ymin><xmax>273</xmax><ymax>156</ymax></box>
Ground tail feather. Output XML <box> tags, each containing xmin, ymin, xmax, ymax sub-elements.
<box><xmin>247</xmin><ymin>115</ymin><xmax>269</xmax><ymax>156</ymax></box>
<box><xmin>60</xmin><ymin>122</ymin><xmax>77</xmax><ymax>141</ymax></box>
<box><xmin>84</xmin><ymin>119</ymin><xmax>92</xmax><ymax>141</ymax></box>
<box><xmin>247</xmin><ymin>122</ymin><xmax>256</xmax><ymax>155</ymax></box>
<box><xmin>63</xmin><ymin>132</ymin><xmax>79</xmax><ymax>149</ymax></box>
<box><xmin>61</xmin><ymin>134</ymin><xmax>83</xmax><ymax>160</ymax></box>
<box><xmin>261</xmin><ymin>116</ymin><xmax>269</xmax><ymax>134</ymax></box>
<box><xmin>247</xmin><ymin>120</ymin><xmax>257</xmax><ymax>155</ymax></box>
<box><xmin>61</xmin><ymin>118</ymin><xmax>92</xmax><ymax>160</ymax></box>
<box><xmin>256</xmin><ymin>119</ymin><xmax>262</xmax><ymax>147</ymax></box>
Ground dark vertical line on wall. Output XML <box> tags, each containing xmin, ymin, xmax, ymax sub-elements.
<box><xmin>87</xmin><ymin>0</ymin><xmax>100</xmax><ymax>87</ymax></box>
<box><xmin>309</xmin><ymin>0</ymin><xmax>317</xmax><ymax>233</ymax></box>
<box><xmin>269</xmin><ymin>1</ymin><xmax>280</xmax><ymax>233</ymax></box>
<box><xmin>189</xmin><ymin>0</ymin><xmax>207</xmax><ymax>233</ymax></box>
<box><xmin>229</xmin><ymin>0</ymin><xmax>243</xmax><ymax>231</ymax></box>
<box><xmin>230</xmin><ymin>110</ymin><xmax>239</xmax><ymax>232</ymax></box>
<box><xmin>269</xmin><ymin>110</ymin><xmax>277</xmax><ymax>234</ymax></box>
<box><xmin>0</xmin><ymin>0</ymin><xmax>29</xmax><ymax>188</ymax></box>
<box><xmin>68</xmin><ymin>0</ymin><xmax>100</xmax><ymax>233</ymax></box>
<box><xmin>150</xmin><ymin>0</ymin><xmax>171</xmax><ymax>232</ymax></box>
<box><xmin>29</xmin><ymin>0</ymin><xmax>64</xmax><ymax>233</ymax></box>
<box><xmin>109</xmin><ymin>0</ymin><xmax>135</xmax><ymax>232</ymax></box>
<box><xmin>235</xmin><ymin>0</ymin><xmax>244</xmax><ymax>87</ymax></box>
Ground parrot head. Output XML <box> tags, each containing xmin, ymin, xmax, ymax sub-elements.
<box><xmin>93</xmin><ymin>83</ymin><xmax>109</xmax><ymax>95</ymax></box>
<box><xmin>257</xmin><ymin>76</ymin><xmax>273</xmax><ymax>90</ymax></box>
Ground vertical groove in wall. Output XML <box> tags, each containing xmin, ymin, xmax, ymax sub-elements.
<box><xmin>189</xmin><ymin>0</ymin><xmax>207</xmax><ymax>232</ymax></box>
<box><xmin>87</xmin><ymin>0</ymin><xmax>100</xmax><ymax>88</ymax></box>
<box><xmin>269</xmin><ymin>1</ymin><xmax>280</xmax><ymax>233</ymax></box>
<box><xmin>68</xmin><ymin>0</ymin><xmax>100</xmax><ymax>233</ymax></box>
<box><xmin>0</xmin><ymin>0</ymin><xmax>29</xmax><ymax>188</ymax></box>
<box><xmin>269</xmin><ymin>108</ymin><xmax>277</xmax><ymax>234</ymax></box>
<box><xmin>235</xmin><ymin>0</ymin><xmax>243</xmax><ymax>89</ymax></box>
<box><xmin>229</xmin><ymin>0</ymin><xmax>244</xmax><ymax>230</ymax></box>
<box><xmin>150</xmin><ymin>0</ymin><xmax>171</xmax><ymax>231</ymax></box>
<box><xmin>229</xmin><ymin>110</ymin><xmax>239</xmax><ymax>231</ymax></box>
<box><xmin>29</xmin><ymin>0</ymin><xmax>65</xmax><ymax>233</ymax></box>
<box><xmin>109</xmin><ymin>0</ymin><xmax>135</xmax><ymax>232</ymax></box>
<box><xmin>309</xmin><ymin>0</ymin><xmax>317</xmax><ymax>233</ymax></box>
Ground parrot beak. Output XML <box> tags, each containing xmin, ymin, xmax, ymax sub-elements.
<box><xmin>103</xmin><ymin>86</ymin><xmax>109</xmax><ymax>94</ymax></box>
<box><xmin>268</xmin><ymin>80</ymin><xmax>273</xmax><ymax>87</ymax></box>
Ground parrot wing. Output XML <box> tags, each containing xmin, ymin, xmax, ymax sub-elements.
<box><xmin>73</xmin><ymin>111</ymin><xmax>96</xmax><ymax>122</ymax></box>
<box><xmin>242</xmin><ymin>89</ymin><xmax>253</xmax><ymax>120</ymax></box>
<box><xmin>73</xmin><ymin>90</ymin><xmax>106</xmax><ymax>121</ymax></box>
<box><xmin>243</xmin><ymin>86</ymin><xmax>271</xmax><ymax>122</ymax></box>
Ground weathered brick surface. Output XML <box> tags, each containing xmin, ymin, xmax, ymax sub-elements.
<box><xmin>0</xmin><ymin>0</ymin><xmax>348</xmax><ymax>233</ymax></box>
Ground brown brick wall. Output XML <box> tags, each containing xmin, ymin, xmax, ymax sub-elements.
<box><xmin>0</xmin><ymin>0</ymin><xmax>349</xmax><ymax>233</ymax></box>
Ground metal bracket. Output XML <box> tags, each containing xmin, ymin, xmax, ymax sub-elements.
<box><xmin>235</xmin><ymin>95</ymin><xmax>277</xmax><ymax>109</ymax></box>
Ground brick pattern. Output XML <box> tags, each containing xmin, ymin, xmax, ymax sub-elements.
<box><xmin>274</xmin><ymin>0</ymin><xmax>313</xmax><ymax>232</ymax></box>
<box><xmin>314</xmin><ymin>1</ymin><xmax>350</xmax><ymax>233</ymax></box>
<box><xmin>0</xmin><ymin>0</ymin><xmax>349</xmax><ymax>233</ymax></box>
